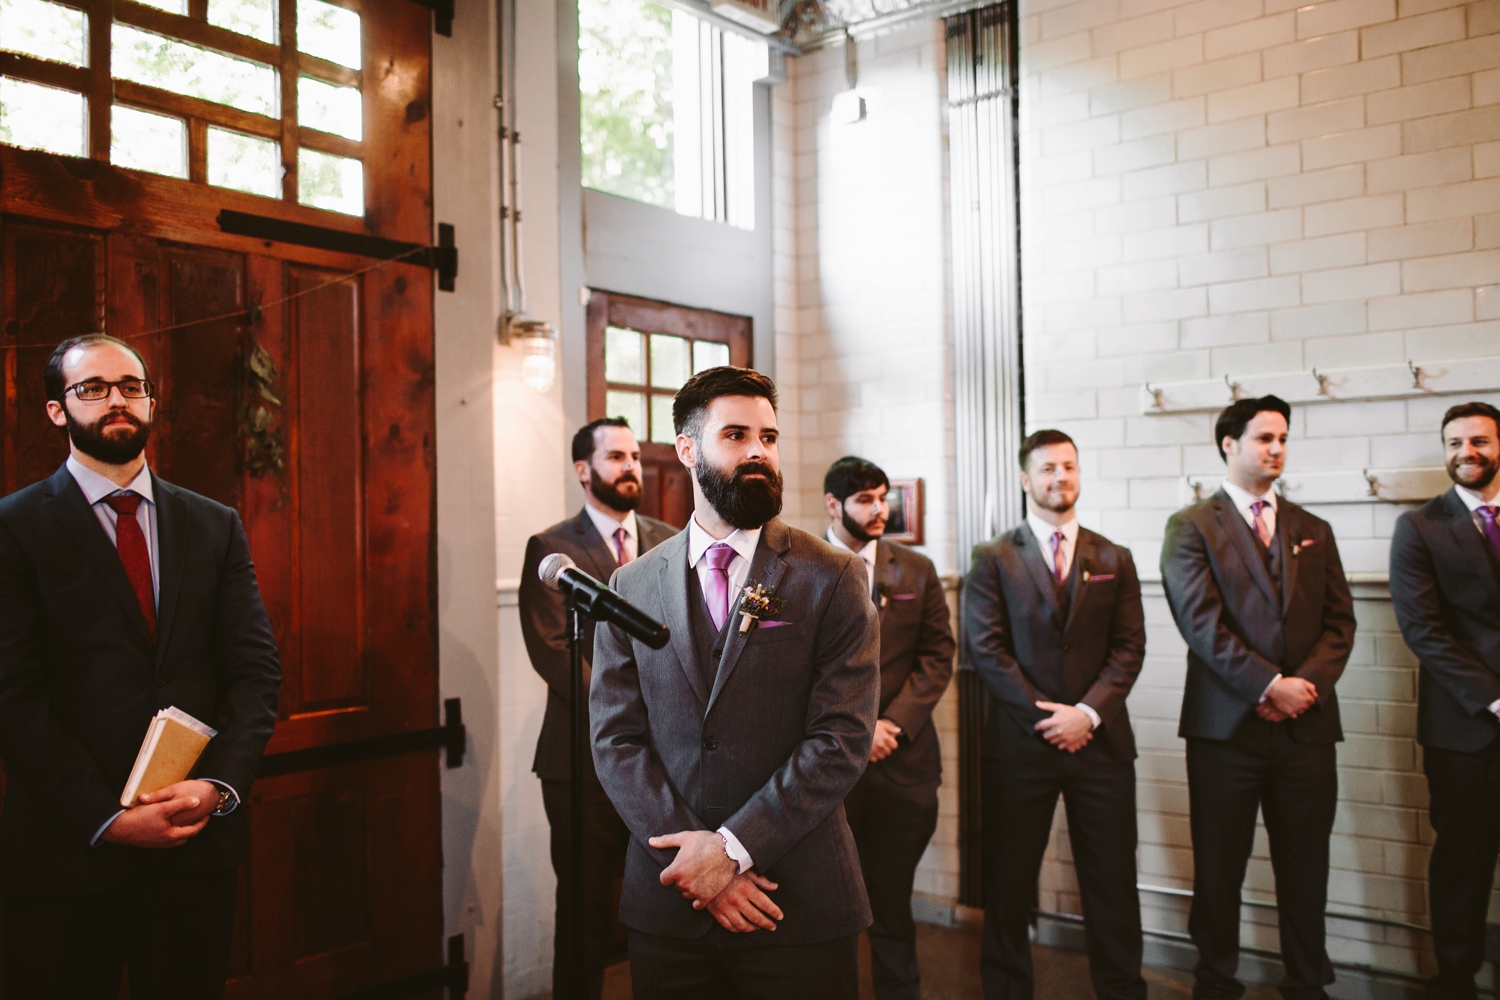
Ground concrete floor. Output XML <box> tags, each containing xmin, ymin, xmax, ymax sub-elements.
<box><xmin>574</xmin><ymin>922</ymin><xmax>1284</xmax><ymax>999</ymax></box>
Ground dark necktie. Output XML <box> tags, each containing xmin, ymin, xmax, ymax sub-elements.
<box><xmin>614</xmin><ymin>526</ymin><xmax>633</xmax><ymax>565</ymax></box>
<box><xmin>1479</xmin><ymin>505</ymin><xmax>1500</xmax><ymax>564</ymax></box>
<box><xmin>104</xmin><ymin>492</ymin><xmax>156</xmax><ymax>644</ymax></box>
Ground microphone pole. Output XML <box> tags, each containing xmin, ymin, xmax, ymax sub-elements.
<box><xmin>566</xmin><ymin>595</ymin><xmax>587</xmax><ymax>1000</ymax></box>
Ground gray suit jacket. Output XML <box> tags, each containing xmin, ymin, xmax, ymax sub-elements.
<box><xmin>590</xmin><ymin>518</ymin><xmax>880</xmax><ymax>943</ymax></box>
<box><xmin>519</xmin><ymin>507</ymin><xmax>677</xmax><ymax>781</ymax></box>
<box><xmin>1390</xmin><ymin>488</ymin><xmax>1500</xmax><ymax>753</ymax></box>
<box><xmin>964</xmin><ymin>523</ymin><xmax>1145</xmax><ymax>761</ymax></box>
<box><xmin>1161</xmin><ymin>489</ymin><xmax>1355</xmax><ymax>743</ymax></box>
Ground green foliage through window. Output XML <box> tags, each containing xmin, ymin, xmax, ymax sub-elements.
<box><xmin>578</xmin><ymin>0</ymin><xmax>673</xmax><ymax>209</ymax></box>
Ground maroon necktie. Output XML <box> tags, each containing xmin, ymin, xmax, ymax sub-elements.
<box><xmin>104</xmin><ymin>492</ymin><xmax>156</xmax><ymax>644</ymax></box>
<box><xmin>614</xmin><ymin>526</ymin><xmax>633</xmax><ymax>565</ymax></box>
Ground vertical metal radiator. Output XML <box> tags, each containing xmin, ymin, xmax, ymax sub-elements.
<box><xmin>946</xmin><ymin>2</ymin><xmax>1022</xmax><ymax>911</ymax></box>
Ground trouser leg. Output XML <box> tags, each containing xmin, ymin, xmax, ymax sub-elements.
<box><xmin>1260</xmin><ymin>731</ymin><xmax>1336</xmax><ymax>1000</ymax></box>
<box><xmin>722</xmin><ymin>931</ymin><xmax>861</xmax><ymax>1000</ymax></box>
<box><xmin>1424</xmin><ymin>742</ymin><xmax>1500</xmax><ymax>1000</ymax></box>
<box><xmin>543</xmin><ymin>778</ymin><xmax>630</xmax><ymax>1000</ymax></box>
<box><xmin>127</xmin><ymin>865</ymin><xmax>240</xmax><ymax>1000</ymax></box>
<box><xmin>3</xmin><ymin>888</ymin><xmax>131</xmax><ymax>999</ymax></box>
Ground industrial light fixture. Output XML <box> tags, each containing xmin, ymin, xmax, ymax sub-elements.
<box><xmin>504</xmin><ymin>314</ymin><xmax>556</xmax><ymax>394</ymax></box>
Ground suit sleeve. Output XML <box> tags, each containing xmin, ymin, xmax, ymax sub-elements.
<box><xmin>880</xmin><ymin>559</ymin><xmax>956</xmax><ymax>738</ymax></box>
<box><xmin>1390</xmin><ymin>512</ymin><xmax>1500</xmax><ymax>714</ymax></box>
<box><xmin>1078</xmin><ymin>549</ymin><xmax>1146</xmax><ymax>727</ymax></box>
<box><xmin>963</xmin><ymin>545</ymin><xmax>1046</xmax><ymax>725</ymax></box>
<box><xmin>1160</xmin><ymin>510</ymin><xmax>1280</xmax><ymax>704</ymax></box>
<box><xmin>519</xmin><ymin>533</ymin><xmax>585</xmax><ymax>698</ymax></box>
<box><xmin>722</xmin><ymin>554</ymin><xmax>879</xmax><ymax>872</ymax></box>
<box><xmin>196</xmin><ymin>510</ymin><xmax>282</xmax><ymax>794</ymax></box>
<box><xmin>1292</xmin><ymin>521</ymin><xmax>1354</xmax><ymax>703</ymax></box>
<box><xmin>0</xmin><ymin>519</ymin><xmax>123</xmax><ymax>844</ymax></box>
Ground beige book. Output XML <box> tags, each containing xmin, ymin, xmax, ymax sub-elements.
<box><xmin>120</xmin><ymin>707</ymin><xmax>219</xmax><ymax>808</ymax></box>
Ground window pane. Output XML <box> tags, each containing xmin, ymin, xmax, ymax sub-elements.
<box><xmin>604</xmin><ymin>326</ymin><xmax>643</xmax><ymax>385</ymax></box>
<box><xmin>298</xmin><ymin>76</ymin><xmax>360</xmax><ymax>140</ymax></box>
<box><xmin>114</xmin><ymin>26</ymin><xmax>278</xmax><ymax>117</ymax></box>
<box><xmin>649</xmin><ymin>394</ymin><xmax>676</xmax><ymax>444</ymax></box>
<box><xmin>133</xmin><ymin>0</ymin><xmax>186</xmax><ymax>12</ymax></box>
<box><xmin>298</xmin><ymin>148</ymin><xmax>362</xmax><ymax>215</ymax></box>
<box><xmin>0</xmin><ymin>0</ymin><xmax>86</xmax><ymax>67</ymax></box>
<box><xmin>112</xmin><ymin>105</ymin><xmax>186</xmax><ymax>177</ymax></box>
<box><xmin>649</xmin><ymin>333</ymin><xmax>689</xmax><ymax>390</ymax></box>
<box><xmin>207</xmin><ymin>126</ymin><xmax>279</xmax><ymax>197</ymax></box>
<box><xmin>209</xmin><ymin>0</ymin><xmax>275</xmax><ymax>43</ymax></box>
<box><xmin>297</xmin><ymin>0</ymin><xmax>360</xmax><ymax>70</ymax></box>
<box><xmin>604</xmin><ymin>390</ymin><xmax>645</xmax><ymax>442</ymax></box>
<box><xmin>578</xmin><ymin>0</ymin><xmax>673</xmax><ymax>208</ymax></box>
<box><xmin>692</xmin><ymin>340</ymin><xmax>729</xmax><ymax>374</ymax></box>
<box><xmin>0</xmin><ymin>77</ymin><xmax>85</xmax><ymax>156</ymax></box>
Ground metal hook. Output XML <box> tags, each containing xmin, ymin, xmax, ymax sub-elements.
<box><xmin>1224</xmin><ymin>373</ymin><xmax>1243</xmax><ymax>401</ymax></box>
<box><xmin>1363</xmin><ymin>469</ymin><xmax>1380</xmax><ymax>497</ymax></box>
<box><xmin>1407</xmin><ymin>359</ymin><xmax>1424</xmax><ymax>389</ymax></box>
<box><xmin>1187</xmin><ymin>477</ymin><xmax>1204</xmax><ymax>501</ymax></box>
<box><xmin>1145</xmin><ymin>383</ymin><xmax>1166</xmax><ymax>410</ymax></box>
<box><xmin>1311</xmin><ymin>367</ymin><xmax>1330</xmax><ymax>396</ymax></box>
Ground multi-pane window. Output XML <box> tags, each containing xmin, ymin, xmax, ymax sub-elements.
<box><xmin>603</xmin><ymin>326</ymin><xmax>730</xmax><ymax>444</ymax></box>
<box><xmin>0</xmin><ymin>0</ymin><xmax>367</xmax><ymax>216</ymax></box>
<box><xmin>578</xmin><ymin>0</ymin><xmax>764</xmax><ymax>230</ymax></box>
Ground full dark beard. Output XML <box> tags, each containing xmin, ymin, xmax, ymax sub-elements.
<box><xmin>696</xmin><ymin>457</ymin><xmax>783</xmax><ymax>530</ymax></box>
<box><xmin>841</xmin><ymin>505</ymin><xmax>882</xmax><ymax>545</ymax></box>
<box><xmin>589</xmin><ymin>467</ymin><xmax>641</xmax><ymax>512</ymax></box>
<box><xmin>66</xmin><ymin>407</ymin><xmax>150</xmax><ymax>465</ymax></box>
<box><xmin>1447</xmin><ymin>452</ymin><xmax>1499</xmax><ymax>490</ymax></box>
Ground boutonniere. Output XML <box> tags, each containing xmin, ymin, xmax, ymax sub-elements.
<box><xmin>876</xmin><ymin>582</ymin><xmax>892</xmax><ymax>609</ymax></box>
<box><xmin>1292</xmin><ymin>539</ymin><xmax>1316</xmax><ymax>557</ymax></box>
<box><xmin>738</xmin><ymin>582</ymin><xmax>785</xmax><ymax>634</ymax></box>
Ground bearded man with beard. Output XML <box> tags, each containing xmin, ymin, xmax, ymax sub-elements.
<box><xmin>0</xmin><ymin>335</ymin><xmax>281</xmax><ymax>998</ymax></box>
<box><xmin>1390</xmin><ymin>401</ymin><xmax>1500</xmax><ymax>1000</ymax></box>
<box><xmin>518</xmin><ymin>416</ymin><xmax>677</xmax><ymax>1000</ymax></box>
<box><xmin>821</xmin><ymin>456</ymin><xmax>953</xmax><ymax>1000</ymax></box>
<box><xmin>589</xmin><ymin>366</ymin><xmax>879</xmax><ymax>999</ymax></box>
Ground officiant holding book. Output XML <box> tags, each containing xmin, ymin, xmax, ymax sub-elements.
<box><xmin>0</xmin><ymin>335</ymin><xmax>282</xmax><ymax>999</ymax></box>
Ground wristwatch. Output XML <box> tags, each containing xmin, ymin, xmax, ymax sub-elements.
<box><xmin>213</xmin><ymin>788</ymin><xmax>234</xmax><ymax>815</ymax></box>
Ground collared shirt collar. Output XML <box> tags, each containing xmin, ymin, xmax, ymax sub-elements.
<box><xmin>687</xmin><ymin>514</ymin><xmax>760</xmax><ymax>568</ymax></box>
<box><xmin>67</xmin><ymin>455</ymin><xmax>154</xmax><ymax>506</ymax></box>
<box><xmin>1455</xmin><ymin>483</ymin><xmax>1500</xmax><ymax>512</ymax></box>
<box><xmin>1025</xmin><ymin>511</ymin><xmax>1078</xmax><ymax>551</ymax></box>
<box><xmin>583</xmin><ymin>502</ymin><xmax>636</xmax><ymax>546</ymax></box>
<box><xmin>824</xmin><ymin>527</ymin><xmax>877</xmax><ymax>565</ymax></box>
<box><xmin>1222</xmin><ymin>479</ymin><xmax>1276</xmax><ymax>515</ymax></box>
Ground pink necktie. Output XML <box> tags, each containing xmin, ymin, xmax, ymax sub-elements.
<box><xmin>1478</xmin><ymin>506</ymin><xmax>1500</xmax><ymax>563</ymax></box>
<box><xmin>1250</xmin><ymin>500</ymin><xmax>1273</xmax><ymax>548</ymax></box>
<box><xmin>614</xmin><ymin>526</ymin><xmax>632</xmax><ymax>565</ymax></box>
<box><xmin>1051</xmin><ymin>530</ymin><xmax>1066</xmax><ymax>584</ymax></box>
<box><xmin>104</xmin><ymin>492</ymin><xmax>156</xmax><ymax>644</ymax></box>
<box><xmin>704</xmin><ymin>544</ymin><xmax>736</xmax><ymax>632</ymax></box>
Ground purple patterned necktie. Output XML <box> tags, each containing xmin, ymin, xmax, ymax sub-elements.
<box><xmin>703</xmin><ymin>543</ymin><xmax>737</xmax><ymax>632</ymax></box>
<box><xmin>1478</xmin><ymin>506</ymin><xmax>1500</xmax><ymax>563</ymax></box>
<box><xmin>614</xmin><ymin>526</ymin><xmax>632</xmax><ymax>565</ymax></box>
<box><xmin>1051</xmin><ymin>530</ymin><xmax>1066</xmax><ymax>584</ymax></box>
<box><xmin>1250</xmin><ymin>500</ymin><xmax>1273</xmax><ymax>548</ymax></box>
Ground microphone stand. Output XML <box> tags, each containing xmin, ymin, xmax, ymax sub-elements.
<box><xmin>565</xmin><ymin>597</ymin><xmax>587</xmax><ymax>1000</ymax></box>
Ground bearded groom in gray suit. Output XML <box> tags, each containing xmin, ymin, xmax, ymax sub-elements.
<box><xmin>590</xmin><ymin>366</ymin><xmax>880</xmax><ymax>1000</ymax></box>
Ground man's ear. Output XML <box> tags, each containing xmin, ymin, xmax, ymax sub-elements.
<box><xmin>823</xmin><ymin>493</ymin><xmax>842</xmax><ymax>520</ymax></box>
<box><xmin>675</xmin><ymin>433</ymin><xmax>696</xmax><ymax>470</ymax></box>
<box><xmin>45</xmin><ymin>400</ymin><xmax>67</xmax><ymax>429</ymax></box>
<box><xmin>1019</xmin><ymin>471</ymin><xmax>1032</xmax><ymax>494</ymax></box>
<box><xmin>573</xmin><ymin>459</ymin><xmax>592</xmax><ymax>487</ymax></box>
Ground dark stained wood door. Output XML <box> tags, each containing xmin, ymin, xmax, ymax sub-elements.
<box><xmin>585</xmin><ymin>290</ymin><xmax>752</xmax><ymax>529</ymax></box>
<box><xmin>0</xmin><ymin>2</ymin><xmax>442</xmax><ymax>996</ymax></box>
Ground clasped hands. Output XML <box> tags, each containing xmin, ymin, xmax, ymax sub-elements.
<box><xmin>1256</xmin><ymin>675</ymin><xmax>1318</xmax><ymax>722</ymax></box>
<box><xmin>649</xmin><ymin>830</ymin><xmax>782</xmax><ymax>934</ymax></box>
<box><xmin>101</xmin><ymin>779</ymin><xmax>218</xmax><ymax>849</ymax></box>
<box><xmin>1035</xmin><ymin>701</ymin><xmax>1093</xmax><ymax>753</ymax></box>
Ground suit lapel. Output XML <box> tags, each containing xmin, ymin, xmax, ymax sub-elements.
<box><xmin>706</xmin><ymin>519</ymin><xmax>790</xmax><ymax>715</ymax></box>
<box><xmin>1016</xmin><ymin>525</ymin><xmax>1062</xmax><ymax>626</ymax></box>
<box><xmin>573</xmin><ymin>508</ymin><xmax>619</xmax><ymax>582</ymax></box>
<box><xmin>1062</xmin><ymin>529</ymin><xmax>1093</xmax><ymax>634</ymax></box>
<box><xmin>41</xmin><ymin>466</ymin><xmax>154</xmax><ymax>646</ymax></box>
<box><xmin>1444</xmin><ymin>489</ymin><xmax>1500</xmax><ymax>604</ymax></box>
<box><xmin>152</xmin><ymin>476</ymin><xmax>188</xmax><ymax>668</ymax></box>
<box><xmin>1211</xmin><ymin>491</ymin><xmax>1279</xmax><ymax>610</ymax></box>
<box><xmin>654</xmin><ymin>531</ymin><xmax>708</xmax><ymax>706</ymax></box>
<box><xmin>1277</xmin><ymin>501</ymin><xmax>1300</xmax><ymax>616</ymax></box>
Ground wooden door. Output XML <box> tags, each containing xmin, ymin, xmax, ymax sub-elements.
<box><xmin>585</xmin><ymin>290</ymin><xmax>752</xmax><ymax>529</ymax></box>
<box><xmin>0</xmin><ymin>1</ymin><xmax>442</xmax><ymax>996</ymax></box>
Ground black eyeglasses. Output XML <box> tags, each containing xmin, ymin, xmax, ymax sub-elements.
<box><xmin>64</xmin><ymin>379</ymin><xmax>154</xmax><ymax>402</ymax></box>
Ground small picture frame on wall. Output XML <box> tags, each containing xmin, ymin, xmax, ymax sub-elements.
<box><xmin>885</xmin><ymin>479</ymin><xmax>925</xmax><ymax>546</ymax></box>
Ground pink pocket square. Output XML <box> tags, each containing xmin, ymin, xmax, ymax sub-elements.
<box><xmin>892</xmin><ymin>593</ymin><xmax>917</xmax><ymax>601</ymax></box>
<box><xmin>1292</xmin><ymin>539</ymin><xmax>1317</xmax><ymax>556</ymax></box>
<box><xmin>1085</xmin><ymin>573</ymin><xmax>1115</xmax><ymax>582</ymax></box>
<box><xmin>757</xmin><ymin>620</ymin><xmax>795</xmax><ymax>629</ymax></box>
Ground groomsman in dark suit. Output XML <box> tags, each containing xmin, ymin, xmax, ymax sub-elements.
<box><xmin>1389</xmin><ymin>401</ymin><xmax>1500</xmax><ymax>1000</ymax></box>
<box><xmin>964</xmin><ymin>429</ymin><xmax>1148</xmax><ymax>1000</ymax></box>
<box><xmin>1161</xmin><ymin>395</ymin><xmax>1355</xmax><ymax>1000</ymax></box>
<box><xmin>518</xmin><ymin>417</ymin><xmax>677</xmax><ymax>1000</ymax></box>
<box><xmin>822</xmin><ymin>456</ymin><xmax>954</xmax><ymax>1000</ymax></box>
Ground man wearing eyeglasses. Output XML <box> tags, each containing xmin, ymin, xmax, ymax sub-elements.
<box><xmin>0</xmin><ymin>334</ymin><xmax>281</xmax><ymax>999</ymax></box>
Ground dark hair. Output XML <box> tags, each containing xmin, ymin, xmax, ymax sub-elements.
<box><xmin>1214</xmin><ymin>395</ymin><xmax>1291</xmax><ymax>461</ymax></box>
<box><xmin>571</xmin><ymin>417</ymin><xmax>633</xmax><ymax>462</ymax></box>
<box><xmin>672</xmin><ymin>366</ymin><xmax>778</xmax><ymax>440</ymax></box>
<box><xmin>1018</xmin><ymin>429</ymin><xmax>1076</xmax><ymax>471</ymax></box>
<box><xmin>823</xmin><ymin>456</ymin><xmax>889</xmax><ymax>502</ymax></box>
<box><xmin>1439</xmin><ymin>401</ymin><xmax>1500</xmax><ymax>439</ymax></box>
<box><xmin>44</xmin><ymin>334</ymin><xmax>151</xmax><ymax>403</ymax></box>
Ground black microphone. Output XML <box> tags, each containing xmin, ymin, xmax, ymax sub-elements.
<box><xmin>539</xmin><ymin>553</ymin><xmax>671</xmax><ymax>650</ymax></box>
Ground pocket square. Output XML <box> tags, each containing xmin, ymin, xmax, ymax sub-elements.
<box><xmin>757</xmin><ymin>619</ymin><xmax>795</xmax><ymax>629</ymax></box>
<box><xmin>1293</xmin><ymin>539</ymin><xmax>1317</xmax><ymax>556</ymax></box>
<box><xmin>892</xmin><ymin>593</ymin><xmax>917</xmax><ymax>600</ymax></box>
<box><xmin>1084</xmin><ymin>573</ymin><xmax>1115</xmax><ymax>582</ymax></box>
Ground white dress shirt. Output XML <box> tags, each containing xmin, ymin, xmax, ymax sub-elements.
<box><xmin>824</xmin><ymin>527</ymin><xmax>877</xmax><ymax>596</ymax></box>
<box><xmin>1220</xmin><ymin>480</ymin><xmax>1284</xmax><ymax>703</ymax></box>
<box><xmin>1022</xmin><ymin>512</ymin><xmax>1100</xmax><ymax>730</ymax></box>
<box><xmin>584</xmin><ymin>502</ymin><xmax>639</xmax><ymax>565</ymax></box>
<box><xmin>1454</xmin><ymin>485</ymin><xmax>1500</xmax><ymax>718</ymax></box>
<box><xmin>685</xmin><ymin>514</ymin><xmax>762</xmax><ymax>873</ymax></box>
<box><xmin>66</xmin><ymin>457</ymin><xmax>240</xmax><ymax>844</ymax></box>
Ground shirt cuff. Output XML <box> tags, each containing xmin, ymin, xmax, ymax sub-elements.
<box><xmin>202</xmin><ymin>779</ymin><xmax>240</xmax><ymax>817</ymax></box>
<box><xmin>1259</xmin><ymin>674</ymin><xmax>1282</xmax><ymax>704</ymax></box>
<box><xmin>1489</xmin><ymin>699</ymin><xmax>1500</xmax><ymax>718</ymax></box>
<box><xmin>90</xmin><ymin>809</ymin><xmax>125</xmax><ymax>847</ymax></box>
<box><xmin>1075</xmin><ymin>703</ymin><xmax>1101</xmax><ymax>730</ymax></box>
<box><xmin>717</xmin><ymin>826</ymin><xmax>753</xmax><ymax>874</ymax></box>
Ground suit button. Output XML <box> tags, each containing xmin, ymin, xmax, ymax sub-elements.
<box><xmin>1062</xmin><ymin>644</ymin><xmax>1070</xmax><ymax>651</ymax></box>
<box><xmin>702</xmin><ymin>738</ymin><xmax>718</xmax><ymax>751</ymax></box>
<box><xmin>712</xmin><ymin>647</ymin><xmax>722</xmax><ymax>659</ymax></box>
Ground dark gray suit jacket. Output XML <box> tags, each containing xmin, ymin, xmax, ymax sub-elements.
<box><xmin>519</xmin><ymin>507</ymin><xmax>677</xmax><ymax>781</ymax></box>
<box><xmin>964</xmin><ymin>523</ymin><xmax>1145</xmax><ymax>761</ymax></box>
<box><xmin>590</xmin><ymin>518</ymin><xmax>880</xmax><ymax>943</ymax></box>
<box><xmin>1390</xmin><ymin>487</ymin><xmax>1500</xmax><ymax>753</ymax></box>
<box><xmin>1161</xmin><ymin>489</ymin><xmax>1355</xmax><ymax>743</ymax></box>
